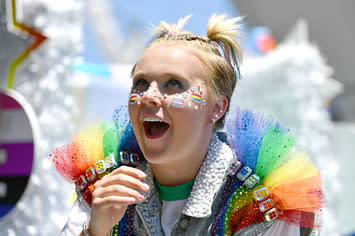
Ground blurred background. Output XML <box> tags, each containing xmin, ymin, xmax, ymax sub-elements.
<box><xmin>0</xmin><ymin>0</ymin><xmax>354</xmax><ymax>235</ymax></box>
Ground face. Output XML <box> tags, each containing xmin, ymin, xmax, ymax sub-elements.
<box><xmin>128</xmin><ymin>44</ymin><xmax>222</xmax><ymax>168</ymax></box>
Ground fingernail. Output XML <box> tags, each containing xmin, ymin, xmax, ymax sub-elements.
<box><xmin>128</xmin><ymin>197</ymin><xmax>136</xmax><ymax>204</ymax></box>
<box><xmin>142</xmin><ymin>183</ymin><xmax>150</xmax><ymax>191</ymax></box>
<box><xmin>138</xmin><ymin>194</ymin><xmax>145</xmax><ymax>201</ymax></box>
<box><xmin>138</xmin><ymin>172</ymin><xmax>146</xmax><ymax>178</ymax></box>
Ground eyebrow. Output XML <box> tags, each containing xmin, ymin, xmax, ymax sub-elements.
<box><xmin>132</xmin><ymin>71</ymin><xmax>190</xmax><ymax>83</ymax></box>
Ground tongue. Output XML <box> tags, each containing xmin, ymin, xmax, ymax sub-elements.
<box><xmin>147</xmin><ymin>122</ymin><xmax>169</xmax><ymax>137</ymax></box>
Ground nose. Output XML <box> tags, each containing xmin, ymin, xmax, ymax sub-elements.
<box><xmin>141</xmin><ymin>83</ymin><xmax>162</xmax><ymax>106</ymax></box>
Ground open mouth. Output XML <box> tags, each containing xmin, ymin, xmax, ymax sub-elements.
<box><xmin>143</xmin><ymin>118</ymin><xmax>169</xmax><ymax>139</ymax></box>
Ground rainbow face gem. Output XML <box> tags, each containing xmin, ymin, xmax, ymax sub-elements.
<box><xmin>264</xmin><ymin>207</ymin><xmax>279</xmax><ymax>221</ymax></box>
<box><xmin>130</xmin><ymin>153</ymin><xmax>140</xmax><ymax>166</ymax></box>
<box><xmin>244</xmin><ymin>174</ymin><xmax>260</xmax><ymax>188</ymax></box>
<box><xmin>85</xmin><ymin>167</ymin><xmax>97</xmax><ymax>182</ymax></box>
<box><xmin>75</xmin><ymin>175</ymin><xmax>88</xmax><ymax>191</ymax></box>
<box><xmin>191</xmin><ymin>93</ymin><xmax>201</xmax><ymax>103</ymax></box>
<box><xmin>129</xmin><ymin>95</ymin><xmax>137</xmax><ymax>104</ymax></box>
<box><xmin>172</xmin><ymin>98</ymin><xmax>185</xmax><ymax>108</ymax></box>
<box><xmin>253</xmin><ymin>186</ymin><xmax>270</xmax><ymax>201</ymax></box>
<box><xmin>105</xmin><ymin>154</ymin><xmax>117</xmax><ymax>172</ymax></box>
<box><xmin>120</xmin><ymin>151</ymin><xmax>130</xmax><ymax>164</ymax></box>
<box><xmin>95</xmin><ymin>160</ymin><xmax>107</xmax><ymax>178</ymax></box>
<box><xmin>259</xmin><ymin>199</ymin><xmax>274</xmax><ymax>212</ymax></box>
<box><xmin>237</xmin><ymin>166</ymin><xmax>252</xmax><ymax>181</ymax></box>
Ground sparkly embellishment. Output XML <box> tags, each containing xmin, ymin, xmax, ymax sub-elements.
<box><xmin>209</xmin><ymin>118</ymin><xmax>215</xmax><ymax>124</ymax></box>
<box><xmin>137</xmin><ymin>101</ymin><xmax>141</xmax><ymax>105</ymax></box>
<box><xmin>105</xmin><ymin>154</ymin><xmax>117</xmax><ymax>172</ymax></box>
<box><xmin>120</xmin><ymin>151</ymin><xmax>130</xmax><ymax>164</ymax></box>
<box><xmin>194</xmin><ymin>105</ymin><xmax>198</xmax><ymax>110</ymax></box>
<box><xmin>264</xmin><ymin>207</ymin><xmax>279</xmax><ymax>221</ymax></box>
<box><xmin>82</xmin><ymin>186</ymin><xmax>93</xmax><ymax>207</ymax></box>
<box><xmin>85</xmin><ymin>167</ymin><xmax>97</xmax><ymax>182</ymax></box>
<box><xmin>183</xmin><ymin>93</ymin><xmax>187</xmax><ymax>98</ymax></box>
<box><xmin>191</xmin><ymin>93</ymin><xmax>201</xmax><ymax>103</ymax></box>
<box><xmin>191</xmin><ymin>88</ymin><xmax>195</xmax><ymax>92</ymax></box>
<box><xmin>182</xmin><ymin>134</ymin><xmax>234</xmax><ymax>217</ymax></box>
<box><xmin>75</xmin><ymin>175</ymin><xmax>87</xmax><ymax>191</ymax></box>
<box><xmin>139</xmin><ymin>92</ymin><xmax>143</xmax><ymax>96</ymax></box>
<box><xmin>220</xmin><ymin>109</ymin><xmax>223</xmax><ymax>113</ymax></box>
<box><xmin>259</xmin><ymin>199</ymin><xmax>274</xmax><ymax>212</ymax></box>
<box><xmin>253</xmin><ymin>186</ymin><xmax>270</xmax><ymax>201</ymax></box>
<box><xmin>129</xmin><ymin>153</ymin><xmax>140</xmax><ymax>166</ymax></box>
<box><xmin>244</xmin><ymin>174</ymin><xmax>260</xmax><ymax>188</ymax></box>
<box><xmin>95</xmin><ymin>160</ymin><xmax>107</xmax><ymax>178</ymax></box>
<box><xmin>228</xmin><ymin>161</ymin><xmax>241</xmax><ymax>175</ymax></box>
<box><xmin>129</xmin><ymin>95</ymin><xmax>137</xmax><ymax>104</ymax></box>
<box><xmin>215</xmin><ymin>114</ymin><xmax>218</xmax><ymax>118</ymax></box>
<box><xmin>202</xmin><ymin>100</ymin><xmax>206</xmax><ymax>106</ymax></box>
<box><xmin>237</xmin><ymin>166</ymin><xmax>252</xmax><ymax>181</ymax></box>
<box><xmin>172</xmin><ymin>98</ymin><xmax>185</xmax><ymax>108</ymax></box>
<box><xmin>164</xmin><ymin>94</ymin><xmax>168</xmax><ymax>99</ymax></box>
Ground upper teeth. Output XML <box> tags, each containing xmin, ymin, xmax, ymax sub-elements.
<box><xmin>143</xmin><ymin>117</ymin><xmax>163</xmax><ymax>122</ymax></box>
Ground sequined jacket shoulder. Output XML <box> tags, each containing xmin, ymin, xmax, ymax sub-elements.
<box><xmin>128</xmin><ymin>133</ymin><xmax>318</xmax><ymax>236</ymax></box>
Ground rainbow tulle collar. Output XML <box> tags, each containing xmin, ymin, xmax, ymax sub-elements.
<box><xmin>49</xmin><ymin>107</ymin><xmax>324</xmax><ymax>235</ymax></box>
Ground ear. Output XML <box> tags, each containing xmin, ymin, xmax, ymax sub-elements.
<box><xmin>211</xmin><ymin>95</ymin><xmax>228</xmax><ymax>123</ymax></box>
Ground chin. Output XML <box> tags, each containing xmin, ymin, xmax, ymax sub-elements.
<box><xmin>143</xmin><ymin>148</ymin><xmax>170</xmax><ymax>164</ymax></box>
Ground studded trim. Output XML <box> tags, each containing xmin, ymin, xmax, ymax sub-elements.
<box><xmin>182</xmin><ymin>133</ymin><xmax>234</xmax><ymax>217</ymax></box>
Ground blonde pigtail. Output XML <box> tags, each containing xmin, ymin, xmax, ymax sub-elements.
<box><xmin>207</xmin><ymin>14</ymin><xmax>244</xmax><ymax>80</ymax></box>
<box><xmin>152</xmin><ymin>15</ymin><xmax>192</xmax><ymax>37</ymax></box>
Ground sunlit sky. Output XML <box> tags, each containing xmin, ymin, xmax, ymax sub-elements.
<box><xmin>82</xmin><ymin>0</ymin><xmax>242</xmax><ymax>63</ymax></box>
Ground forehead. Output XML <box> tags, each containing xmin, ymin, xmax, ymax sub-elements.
<box><xmin>134</xmin><ymin>44</ymin><xmax>207</xmax><ymax>82</ymax></box>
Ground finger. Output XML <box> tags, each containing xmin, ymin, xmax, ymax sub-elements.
<box><xmin>97</xmin><ymin>173</ymin><xmax>150</xmax><ymax>192</ymax></box>
<box><xmin>111</xmin><ymin>165</ymin><xmax>146</xmax><ymax>180</ymax></box>
<box><xmin>92</xmin><ymin>195</ymin><xmax>136</xmax><ymax>208</ymax></box>
<box><xmin>93</xmin><ymin>184</ymin><xmax>146</xmax><ymax>202</ymax></box>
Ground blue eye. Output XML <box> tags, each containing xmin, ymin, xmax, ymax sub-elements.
<box><xmin>133</xmin><ymin>79</ymin><xmax>149</xmax><ymax>91</ymax></box>
<box><xmin>166</xmin><ymin>78</ymin><xmax>183</xmax><ymax>90</ymax></box>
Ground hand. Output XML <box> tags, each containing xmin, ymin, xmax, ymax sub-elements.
<box><xmin>88</xmin><ymin>166</ymin><xmax>149</xmax><ymax>236</ymax></box>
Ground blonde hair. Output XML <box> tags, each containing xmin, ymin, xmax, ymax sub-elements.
<box><xmin>132</xmin><ymin>14</ymin><xmax>243</xmax><ymax>129</ymax></box>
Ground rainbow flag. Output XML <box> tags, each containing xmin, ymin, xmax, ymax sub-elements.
<box><xmin>191</xmin><ymin>93</ymin><xmax>201</xmax><ymax>103</ymax></box>
<box><xmin>129</xmin><ymin>95</ymin><xmax>137</xmax><ymax>104</ymax></box>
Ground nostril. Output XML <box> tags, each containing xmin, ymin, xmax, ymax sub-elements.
<box><xmin>142</xmin><ymin>93</ymin><xmax>162</xmax><ymax>106</ymax></box>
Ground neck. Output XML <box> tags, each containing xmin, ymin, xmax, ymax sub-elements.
<box><xmin>150</xmin><ymin>144</ymin><xmax>209</xmax><ymax>186</ymax></box>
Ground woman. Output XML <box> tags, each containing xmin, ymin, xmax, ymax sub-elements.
<box><xmin>60</xmin><ymin>14</ymin><xmax>322</xmax><ymax>236</ymax></box>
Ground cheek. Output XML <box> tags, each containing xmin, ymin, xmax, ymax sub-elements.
<box><xmin>164</xmin><ymin>84</ymin><xmax>208</xmax><ymax>111</ymax></box>
<box><xmin>128</xmin><ymin>93</ymin><xmax>142</xmax><ymax>106</ymax></box>
<box><xmin>128</xmin><ymin>95</ymin><xmax>141</xmax><ymax>127</ymax></box>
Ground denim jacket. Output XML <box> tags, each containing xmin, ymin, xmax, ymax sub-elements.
<box><xmin>131</xmin><ymin>134</ymin><xmax>319</xmax><ymax>236</ymax></box>
<box><xmin>61</xmin><ymin>134</ymin><xmax>319</xmax><ymax>236</ymax></box>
